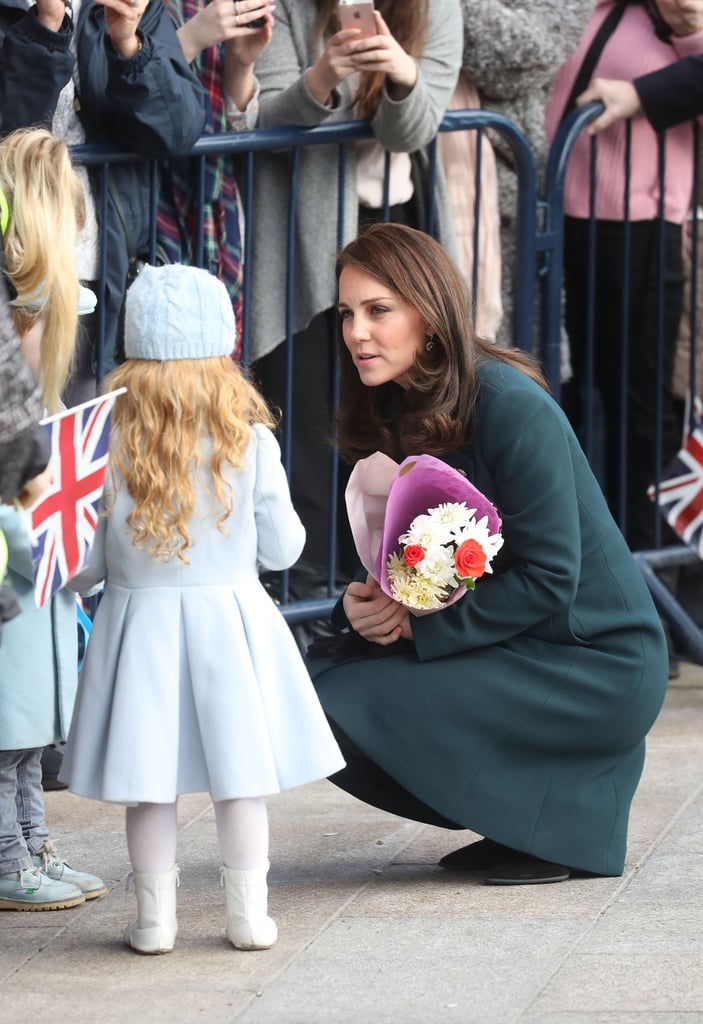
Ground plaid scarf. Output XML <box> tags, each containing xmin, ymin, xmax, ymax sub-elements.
<box><xmin>157</xmin><ymin>0</ymin><xmax>244</xmax><ymax>357</ymax></box>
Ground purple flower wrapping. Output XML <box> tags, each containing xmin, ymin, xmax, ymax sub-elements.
<box><xmin>345</xmin><ymin>452</ymin><xmax>502</xmax><ymax>606</ymax></box>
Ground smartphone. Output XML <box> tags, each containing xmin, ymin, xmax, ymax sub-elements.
<box><xmin>250</xmin><ymin>16</ymin><xmax>266</xmax><ymax>28</ymax></box>
<box><xmin>338</xmin><ymin>0</ymin><xmax>376</xmax><ymax>39</ymax></box>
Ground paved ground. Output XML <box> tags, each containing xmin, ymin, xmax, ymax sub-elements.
<box><xmin>2</xmin><ymin>663</ymin><xmax>703</xmax><ymax>1024</ymax></box>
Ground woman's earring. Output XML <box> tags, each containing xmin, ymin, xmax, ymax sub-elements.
<box><xmin>425</xmin><ymin>337</ymin><xmax>435</xmax><ymax>352</ymax></box>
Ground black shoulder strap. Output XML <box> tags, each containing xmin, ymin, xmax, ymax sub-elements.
<box><xmin>560</xmin><ymin>4</ymin><xmax>627</xmax><ymax>124</ymax></box>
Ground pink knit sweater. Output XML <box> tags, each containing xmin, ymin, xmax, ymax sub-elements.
<box><xmin>544</xmin><ymin>0</ymin><xmax>703</xmax><ymax>223</ymax></box>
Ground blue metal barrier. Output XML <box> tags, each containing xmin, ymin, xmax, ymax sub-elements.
<box><xmin>71</xmin><ymin>108</ymin><xmax>703</xmax><ymax>660</ymax></box>
<box><xmin>543</xmin><ymin>103</ymin><xmax>703</xmax><ymax>664</ymax></box>
<box><xmin>70</xmin><ymin>110</ymin><xmax>540</xmax><ymax>629</ymax></box>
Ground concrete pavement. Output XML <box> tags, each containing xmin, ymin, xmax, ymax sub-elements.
<box><xmin>2</xmin><ymin>664</ymin><xmax>703</xmax><ymax>1024</ymax></box>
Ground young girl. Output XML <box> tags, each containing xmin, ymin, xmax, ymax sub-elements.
<box><xmin>0</xmin><ymin>127</ymin><xmax>105</xmax><ymax>911</ymax></box>
<box><xmin>61</xmin><ymin>263</ymin><xmax>345</xmax><ymax>954</ymax></box>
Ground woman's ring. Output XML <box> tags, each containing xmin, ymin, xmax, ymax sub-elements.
<box><xmin>234</xmin><ymin>0</ymin><xmax>240</xmax><ymax>13</ymax></box>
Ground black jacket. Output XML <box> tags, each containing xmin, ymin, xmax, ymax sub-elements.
<box><xmin>636</xmin><ymin>54</ymin><xmax>703</xmax><ymax>132</ymax></box>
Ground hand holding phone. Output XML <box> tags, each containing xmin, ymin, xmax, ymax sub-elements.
<box><xmin>337</xmin><ymin>0</ymin><xmax>376</xmax><ymax>39</ymax></box>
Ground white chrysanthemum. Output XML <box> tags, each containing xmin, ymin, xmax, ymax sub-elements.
<box><xmin>386</xmin><ymin>551</ymin><xmax>406</xmax><ymax>577</ymax></box>
<box><xmin>389</xmin><ymin>574</ymin><xmax>446</xmax><ymax>610</ymax></box>
<box><xmin>414</xmin><ymin>544</ymin><xmax>456</xmax><ymax>588</ymax></box>
<box><xmin>426</xmin><ymin>501</ymin><xmax>479</xmax><ymax>543</ymax></box>
<box><xmin>398</xmin><ymin>513</ymin><xmax>445</xmax><ymax>549</ymax></box>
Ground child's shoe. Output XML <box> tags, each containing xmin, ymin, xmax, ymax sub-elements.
<box><xmin>123</xmin><ymin>865</ymin><xmax>179</xmax><ymax>955</ymax></box>
<box><xmin>32</xmin><ymin>840</ymin><xmax>107</xmax><ymax>900</ymax></box>
<box><xmin>221</xmin><ymin>862</ymin><xmax>277</xmax><ymax>950</ymax></box>
<box><xmin>0</xmin><ymin>867</ymin><xmax>86</xmax><ymax>911</ymax></box>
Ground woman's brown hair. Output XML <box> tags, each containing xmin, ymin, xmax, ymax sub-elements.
<box><xmin>313</xmin><ymin>0</ymin><xmax>429</xmax><ymax>119</ymax></box>
<box><xmin>334</xmin><ymin>222</ymin><xmax>549</xmax><ymax>464</ymax></box>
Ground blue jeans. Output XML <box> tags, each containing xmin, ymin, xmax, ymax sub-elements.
<box><xmin>0</xmin><ymin>748</ymin><xmax>49</xmax><ymax>873</ymax></box>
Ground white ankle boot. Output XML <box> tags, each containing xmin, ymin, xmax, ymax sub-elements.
<box><xmin>221</xmin><ymin>862</ymin><xmax>277</xmax><ymax>950</ymax></box>
<box><xmin>123</xmin><ymin>865</ymin><xmax>179</xmax><ymax>955</ymax></box>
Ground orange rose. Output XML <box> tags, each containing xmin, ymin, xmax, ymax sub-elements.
<box><xmin>454</xmin><ymin>538</ymin><xmax>487</xmax><ymax>580</ymax></box>
<box><xmin>402</xmin><ymin>544</ymin><xmax>426</xmax><ymax>567</ymax></box>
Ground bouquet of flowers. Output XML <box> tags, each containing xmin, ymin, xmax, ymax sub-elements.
<box><xmin>345</xmin><ymin>452</ymin><xmax>503</xmax><ymax>614</ymax></box>
<box><xmin>386</xmin><ymin>499</ymin><xmax>503</xmax><ymax>610</ymax></box>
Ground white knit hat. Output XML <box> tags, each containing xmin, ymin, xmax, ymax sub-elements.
<box><xmin>124</xmin><ymin>263</ymin><xmax>236</xmax><ymax>361</ymax></box>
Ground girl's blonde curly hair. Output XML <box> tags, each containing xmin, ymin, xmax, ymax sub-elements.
<box><xmin>103</xmin><ymin>356</ymin><xmax>275</xmax><ymax>563</ymax></box>
<box><xmin>0</xmin><ymin>128</ymin><xmax>84</xmax><ymax>413</ymax></box>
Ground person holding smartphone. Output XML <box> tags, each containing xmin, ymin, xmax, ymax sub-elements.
<box><xmin>246</xmin><ymin>0</ymin><xmax>463</xmax><ymax>616</ymax></box>
<box><xmin>157</xmin><ymin>0</ymin><xmax>274</xmax><ymax>352</ymax></box>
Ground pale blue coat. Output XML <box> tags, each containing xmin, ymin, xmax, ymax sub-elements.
<box><xmin>0</xmin><ymin>504</ymin><xmax>78</xmax><ymax>750</ymax></box>
<box><xmin>61</xmin><ymin>425</ymin><xmax>345</xmax><ymax>804</ymax></box>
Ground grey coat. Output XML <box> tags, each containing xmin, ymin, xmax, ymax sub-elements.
<box><xmin>247</xmin><ymin>0</ymin><xmax>463</xmax><ymax>361</ymax></box>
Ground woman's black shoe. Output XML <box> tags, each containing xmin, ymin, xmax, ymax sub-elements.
<box><xmin>438</xmin><ymin>838</ymin><xmax>515</xmax><ymax>871</ymax></box>
<box><xmin>483</xmin><ymin>854</ymin><xmax>570</xmax><ymax>885</ymax></box>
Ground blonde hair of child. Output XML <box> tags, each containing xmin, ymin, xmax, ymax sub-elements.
<box><xmin>0</xmin><ymin>128</ymin><xmax>84</xmax><ymax>413</ymax></box>
<box><xmin>103</xmin><ymin>357</ymin><xmax>276</xmax><ymax>563</ymax></box>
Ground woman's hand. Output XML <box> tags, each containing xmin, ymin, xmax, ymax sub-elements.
<box><xmin>178</xmin><ymin>0</ymin><xmax>273</xmax><ymax>65</ymax></box>
<box><xmin>94</xmin><ymin>0</ymin><xmax>150</xmax><ymax>58</ymax></box>
<box><xmin>655</xmin><ymin>0</ymin><xmax>703</xmax><ymax>36</ymax></box>
<box><xmin>577</xmin><ymin>78</ymin><xmax>642</xmax><ymax>135</ymax></box>
<box><xmin>305</xmin><ymin>27</ymin><xmax>363</xmax><ymax>106</ymax></box>
<box><xmin>342</xmin><ymin>573</ymin><xmax>413</xmax><ymax>646</ymax></box>
<box><xmin>35</xmin><ymin>0</ymin><xmax>68</xmax><ymax>33</ymax></box>
<box><xmin>348</xmin><ymin>10</ymin><xmax>417</xmax><ymax>100</ymax></box>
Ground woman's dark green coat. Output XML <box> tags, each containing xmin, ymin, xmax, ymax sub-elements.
<box><xmin>308</xmin><ymin>359</ymin><xmax>669</xmax><ymax>877</ymax></box>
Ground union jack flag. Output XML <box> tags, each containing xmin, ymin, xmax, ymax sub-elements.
<box><xmin>647</xmin><ymin>397</ymin><xmax>703</xmax><ymax>558</ymax></box>
<box><xmin>28</xmin><ymin>389</ymin><xmax>126</xmax><ymax>608</ymax></box>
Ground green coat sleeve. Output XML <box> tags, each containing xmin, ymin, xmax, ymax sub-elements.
<box><xmin>413</xmin><ymin>385</ymin><xmax>583</xmax><ymax>660</ymax></box>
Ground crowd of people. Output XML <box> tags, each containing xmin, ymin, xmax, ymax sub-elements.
<box><xmin>1</xmin><ymin>0</ymin><xmax>702</xmax><ymax>956</ymax></box>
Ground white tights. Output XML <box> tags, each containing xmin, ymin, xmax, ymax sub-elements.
<box><xmin>125</xmin><ymin>797</ymin><xmax>269</xmax><ymax>874</ymax></box>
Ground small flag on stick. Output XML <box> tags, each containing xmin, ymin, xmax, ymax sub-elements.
<box><xmin>27</xmin><ymin>388</ymin><xmax>125</xmax><ymax>608</ymax></box>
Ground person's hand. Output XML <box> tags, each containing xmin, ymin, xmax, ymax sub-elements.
<box><xmin>11</xmin><ymin>465</ymin><xmax>53</xmax><ymax>510</ymax></box>
<box><xmin>224</xmin><ymin>0</ymin><xmax>273</xmax><ymax>66</ymax></box>
<box><xmin>305</xmin><ymin>27</ymin><xmax>364</xmax><ymax>106</ymax></box>
<box><xmin>35</xmin><ymin>0</ymin><xmax>68</xmax><ymax>33</ymax></box>
<box><xmin>654</xmin><ymin>0</ymin><xmax>703</xmax><ymax>36</ymax></box>
<box><xmin>576</xmin><ymin>78</ymin><xmax>642</xmax><ymax>135</ymax></box>
<box><xmin>348</xmin><ymin>10</ymin><xmax>417</xmax><ymax>100</ymax></box>
<box><xmin>94</xmin><ymin>0</ymin><xmax>150</xmax><ymax>58</ymax></box>
<box><xmin>177</xmin><ymin>0</ymin><xmax>273</xmax><ymax>65</ymax></box>
<box><xmin>342</xmin><ymin>573</ymin><xmax>413</xmax><ymax>646</ymax></box>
